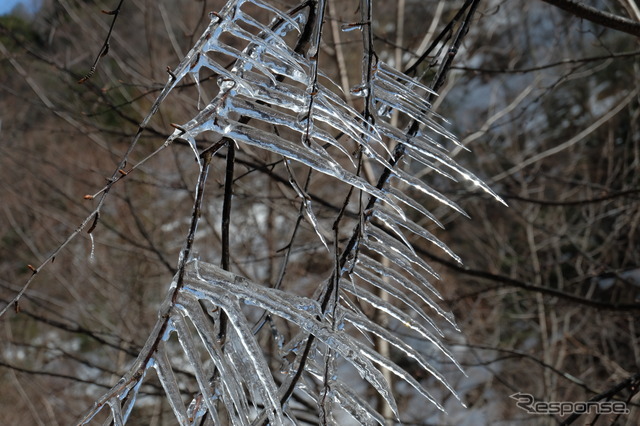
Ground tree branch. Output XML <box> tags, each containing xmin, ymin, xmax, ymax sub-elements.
<box><xmin>420</xmin><ymin>248</ymin><xmax>640</xmax><ymax>312</ymax></box>
<box><xmin>540</xmin><ymin>0</ymin><xmax>640</xmax><ymax>36</ymax></box>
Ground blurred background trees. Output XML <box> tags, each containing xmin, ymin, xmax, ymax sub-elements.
<box><xmin>1</xmin><ymin>0</ymin><xmax>638</xmax><ymax>424</ymax></box>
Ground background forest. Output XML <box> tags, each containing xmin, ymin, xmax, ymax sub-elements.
<box><xmin>1</xmin><ymin>0</ymin><xmax>639</xmax><ymax>425</ymax></box>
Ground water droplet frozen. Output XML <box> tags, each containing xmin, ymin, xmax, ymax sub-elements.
<box><xmin>349</xmin><ymin>84</ymin><xmax>369</xmax><ymax>97</ymax></box>
<box><xmin>341</xmin><ymin>23</ymin><xmax>363</xmax><ymax>33</ymax></box>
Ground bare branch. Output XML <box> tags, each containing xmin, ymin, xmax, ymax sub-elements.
<box><xmin>541</xmin><ymin>0</ymin><xmax>640</xmax><ymax>36</ymax></box>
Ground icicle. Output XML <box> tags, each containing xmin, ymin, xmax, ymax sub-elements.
<box><xmin>371</xmin><ymin>208</ymin><xmax>462</xmax><ymax>263</ymax></box>
<box><xmin>343</xmin><ymin>308</ymin><xmax>463</xmax><ymax>409</ymax></box>
<box><xmin>364</xmin><ymin>227</ymin><xmax>441</xmax><ymax>280</ymax></box>
<box><xmin>332</xmin><ymin>381</ymin><xmax>385</xmax><ymax>425</ymax></box>
<box><xmin>88</xmin><ymin>233</ymin><xmax>96</xmax><ymax>264</ymax></box>
<box><xmin>152</xmin><ymin>345</ymin><xmax>190</xmax><ymax>425</ymax></box>
<box><xmin>355</xmin><ymin>254</ymin><xmax>458</xmax><ymax>328</ymax></box>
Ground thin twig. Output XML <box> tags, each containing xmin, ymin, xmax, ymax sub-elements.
<box><xmin>78</xmin><ymin>0</ymin><xmax>127</xmax><ymax>84</ymax></box>
<box><xmin>404</xmin><ymin>0</ymin><xmax>474</xmax><ymax>76</ymax></box>
<box><xmin>217</xmin><ymin>140</ymin><xmax>235</xmax><ymax>344</ymax></box>
<box><xmin>221</xmin><ymin>142</ymin><xmax>235</xmax><ymax>273</ymax></box>
<box><xmin>452</xmin><ymin>49</ymin><xmax>640</xmax><ymax>74</ymax></box>
<box><xmin>0</xmin><ymin>359</ymin><xmax>115</xmax><ymax>389</ymax></box>
<box><xmin>502</xmin><ymin>188</ymin><xmax>640</xmax><ymax>206</ymax></box>
<box><xmin>419</xmin><ymin>247</ymin><xmax>640</xmax><ymax>311</ymax></box>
